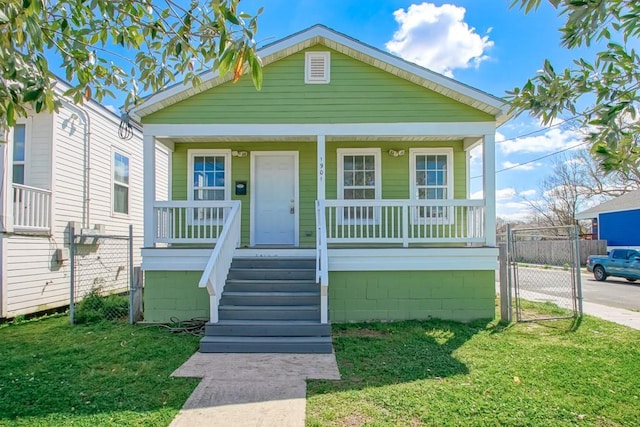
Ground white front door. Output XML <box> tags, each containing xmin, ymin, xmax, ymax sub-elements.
<box><xmin>251</xmin><ymin>152</ymin><xmax>298</xmax><ymax>245</ymax></box>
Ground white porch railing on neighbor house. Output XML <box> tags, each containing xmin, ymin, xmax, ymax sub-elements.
<box><xmin>315</xmin><ymin>200</ymin><xmax>329</xmax><ymax>324</ymax></box>
<box><xmin>197</xmin><ymin>201</ymin><xmax>242</xmax><ymax>323</ymax></box>
<box><xmin>12</xmin><ymin>184</ymin><xmax>52</xmax><ymax>231</ymax></box>
<box><xmin>321</xmin><ymin>199</ymin><xmax>485</xmax><ymax>246</ymax></box>
<box><xmin>153</xmin><ymin>200</ymin><xmax>239</xmax><ymax>244</ymax></box>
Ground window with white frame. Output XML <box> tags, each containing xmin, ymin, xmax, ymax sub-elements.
<box><xmin>410</xmin><ymin>148</ymin><xmax>453</xmax><ymax>220</ymax></box>
<box><xmin>337</xmin><ymin>148</ymin><xmax>381</xmax><ymax>220</ymax></box>
<box><xmin>113</xmin><ymin>151</ymin><xmax>130</xmax><ymax>215</ymax></box>
<box><xmin>12</xmin><ymin>124</ymin><xmax>26</xmax><ymax>184</ymax></box>
<box><xmin>188</xmin><ymin>150</ymin><xmax>231</xmax><ymax>221</ymax></box>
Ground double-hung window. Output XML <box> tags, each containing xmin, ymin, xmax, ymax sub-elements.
<box><xmin>113</xmin><ymin>151</ymin><xmax>130</xmax><ymax>215</ymax></box>
<box><xmin>337</xmin><ymin>148</ymin><xmax>381</xmax><ymax>221</ymax></box>
<box><xmin>188</xmin><ymin>150</ymin><xmax>231</xmax><ymax>222</ymax></box>
<box><xmin>410</xmin><ymin>148</ymin><xmax>453</xmax><ymax>222</ymax></box>
<box><xmin>12</xmin><ymin>124</ymin><xmax>26</xmax><ymax>184</ymax></box>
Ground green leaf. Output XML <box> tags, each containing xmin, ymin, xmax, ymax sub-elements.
<box><xmin>6</xmin><ymin>102</ymin><xmax>15</xmax><ymax>125</ymax></box>
<box><xmin>23</xmin><ymin>89</ymin><xmax>42</xmax><ymax>102</ymax></box>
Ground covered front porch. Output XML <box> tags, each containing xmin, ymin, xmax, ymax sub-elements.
<box><xmin>140</xmin><ymin>123</ymin><xmax>498</xmax><ymax>327</ymax></box>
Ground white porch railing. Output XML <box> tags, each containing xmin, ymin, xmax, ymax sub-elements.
<box><xmin>197</xmin><ymin>200</ymin><xmax>242</xmax><ymax>323</ymax></box>
<box><xmin>153</xmin><ymin>200</ymin><xmax>239</xmax><ymax>244</ymax></box>
<box><xmin>12</xmin><ymin>184</ymin><xmax>52</xmax><ymax>231</ymax></box>
<box><xmin>315</xmin><ymin>200</ymin><xmax>329</xmax><ymax>324</ymax></box>
<box><xmin>321</xmin><ymin>199</ymin><xmax>485</xmax><ymax>246</ymax></box>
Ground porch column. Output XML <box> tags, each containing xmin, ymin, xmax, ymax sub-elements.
<box><xmin>483</xmin><ymin>133</ymin><xmax>496</xmax><ymax>247</ymax></box>
<box><xmin>317</xmin><ymin>134</ymin><xmax>326</xmax><ymax>200</ymax></box>
<box><xmin>143</xmin><ymin>135</ymin><xmax>156</xmax><ymax>248</ymax></box>
<box><xmin>1</xmin><ymin>128</ymin><xmax>14</xmax><ymax>233</ymax></box>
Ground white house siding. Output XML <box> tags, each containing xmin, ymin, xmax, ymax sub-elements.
<box><xmin>1</xmin><ymin>99</ymin><xmax>166</xmax><ymax>318</ymax></box>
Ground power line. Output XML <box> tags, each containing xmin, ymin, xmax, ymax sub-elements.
<box><xmin>495</xmin><ymin>115</ymin><xmax>581</xmax><ymax>145</ymax></box>
<box><xmin>470</xmin><ymin>116</ymin><xmax>589</xmax><ymax>179</ymax></box>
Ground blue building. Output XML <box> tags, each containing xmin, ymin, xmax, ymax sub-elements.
<box><xmin>576</xmin><ymin>189</ymin><xmax>640</xmax><ymax>250</ymax></box>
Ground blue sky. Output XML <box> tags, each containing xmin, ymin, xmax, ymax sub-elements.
<box><xmin>96</xmin><ymin>1</ymin><xmax>604</xmax><ymax>220</ymax></box>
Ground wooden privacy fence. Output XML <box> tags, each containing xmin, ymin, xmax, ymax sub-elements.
<box><xmin>512</xmin><ymin>239</ymin><xmax>607</xmax><ymax>266</ymax></box>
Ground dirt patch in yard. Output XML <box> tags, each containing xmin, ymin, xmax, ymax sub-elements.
<box><xmin>340</xmin><ymin>413</ymin><xmax>371</xmax><ymax>427</ymax></box>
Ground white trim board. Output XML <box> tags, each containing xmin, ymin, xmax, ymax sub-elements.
<box><xmin>141</xmin><ymin>248</ymin><xmax>213</xmax><ymax>271</ymax></box>
<box><xmin>328</xmin><ymin>247</ymin><xmax>499</xmax><ymax>271</ymax></box>
<box><xmin>144</xmin><ymin>122</ymin><xmax>497</xmax><ymax>138</ymax></box>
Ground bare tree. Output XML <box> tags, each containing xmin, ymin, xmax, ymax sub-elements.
<box><xmin>520</xmin><ymin>148</ymin><xmax>640</xmax><ymax>234</ymax></box>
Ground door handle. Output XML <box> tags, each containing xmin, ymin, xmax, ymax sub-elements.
<box><xmin>290</xmin><ymin>199</ymin><xmax>295</xmax><ymax>214</ymax></box>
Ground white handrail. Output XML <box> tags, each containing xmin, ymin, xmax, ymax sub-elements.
<box><xmin>153</xmin><ymin>200</ymin><xmax>239</xmax><ymax>244</ymax></box>
<box><xmin>197</xmin><ymin>201</ymin><xmax>242</xmax><ymax>323</ymax></box>
<box><xmin>12</xmin><ymin>184</ymin><xmax>52</xmax><ymax>231</ymax></box>
<box><xmin>316</xmin><ymin>200</ymin><xmax>329</xmax><ymax>324</ymax></box>
<box><xmin>322</xmin><ymin>199</ymin><xmax>485</xmax><ymax>246</ymax></box>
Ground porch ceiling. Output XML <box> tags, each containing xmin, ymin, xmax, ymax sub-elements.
<box><xmin>158</xmin><ymin>135</ymin><xmax>465</xmax><ymax>144</ymax></box>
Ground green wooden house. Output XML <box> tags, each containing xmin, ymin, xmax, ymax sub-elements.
<box><xmin>132</xmin><ymin>25</ymin><xmax>508</xmax><ymax>353</ymax></box>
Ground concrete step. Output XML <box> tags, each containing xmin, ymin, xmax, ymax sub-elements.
<box><xmin>231</xmin><ymin>257</ymin><xmax>316</xmax><ymax>270</ymax></box>
<box><xmin>204</xmin><ymin>320</ymin><xmax>331</xmax><ymax>337</ymax></box>
<box><xmin>224</xmin><ymin>279</ymin><xmax>318</xmax><ymax>293</ymax></box>
<box><xmin>220</xmin><ymin>291</ymin><xmax>320</xmax><ymax>306</ymax></box>
<box><xmin>218</xmin><ymin>305</ymin><xmax>320</xmax><ymax>321</ymax></box>
<box><xmin>227</xmin><ymin>268</ymin><xmax>315</xmax><ymax>281</ymax></box>
<box><xmin>199</xmin><ymin>336</ymin><xmax>333</xmax><ymax>353</ymax></box>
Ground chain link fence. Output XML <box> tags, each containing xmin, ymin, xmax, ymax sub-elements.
<box><xmin>508</xmin><ymin>225</ymin><xmax>583</xmax><ymax>322</ymax></box>
<box><xmin>69</xmin><ymin>225</ymin><xmax>141</xmax><ymax>324</ymax></box>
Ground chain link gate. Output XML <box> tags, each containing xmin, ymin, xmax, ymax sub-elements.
<box><xmin>69</xmin><ymin>225</ymin><xmax>137</xmax><ymax>324</ymax></box>
<box><xmin>507</xmin><ymin>225</ymin><xmax>583</xmax><ymax>322</ymax></box>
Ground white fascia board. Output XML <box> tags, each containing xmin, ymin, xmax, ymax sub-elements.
<box><xmin>328</xmin><ymin>247</ymin><xmax>499</xmax><ymax>271</ymax></box>
<box><xmin>143</xmin><ymin>122</ymin><xmax>497</xmax><ymax>138</ymax></box>
<box><xmin>132</xmin><ymin>25</ymin><xmax>509</xmax><ymax>121</ymax></box>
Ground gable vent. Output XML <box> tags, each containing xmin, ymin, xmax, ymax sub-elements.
<box><xmin>305</xmin><ymin>52</ymin><xmax>330</xmax><ymax>84</ymax></box>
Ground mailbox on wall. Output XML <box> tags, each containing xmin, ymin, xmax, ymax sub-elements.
<box><xmin>235</xmin><ymin>181</ymin><xmax>247</xmax><ymax>196</ymax></box>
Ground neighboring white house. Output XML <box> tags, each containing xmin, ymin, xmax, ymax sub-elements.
<box><xmin>0</xmin><ymin>80</ymin><xmax>168</xmax><ymax>319</ymax></box>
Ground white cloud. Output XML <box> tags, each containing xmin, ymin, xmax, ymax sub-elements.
<box><xmin>386</xmin><ymin>2</ymin><xmax>493</xmax><ymax>77</ymax></box>
<box><xmin>496</xmin><ymin>187</ymin><xmax>516</xmax><ymax>200</ymax></box>
<box><xmin>499</xmin><ymin>127</ymin><xmax>584</xmax><ymax>155</ymax></box>
<box><xmin>519</xmin><ymin>189</ymin><xmax>537</xmax><ymax>197</ymax></box>
<box><xmin>470</xmin><ymin>190</ymin><xmax>483</xmax><ymax>199</ymax></box>
<box><xmin>497</xmin><ymin>210</ymin><xmax>531</xmax><ymax>222</ymax></box>
<box><xmin>104</xmin><ymin>104</ymin><xmax>118</xmax><ymax>114</ymax></box>
<box><xmin>497</xmin><ymin>200</ymin><xmax>532</xmax><ymax>221</ymax></box>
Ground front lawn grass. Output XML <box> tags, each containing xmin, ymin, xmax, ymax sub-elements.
<box><xmin>0</xmin><ymin>315</ymin><xmax>200</xmax><ymax>427</ymax></box>
<box><xmin>308</xmin><ymin>314</ymin><xmax>640</xmax><ymax>426</ymax></box>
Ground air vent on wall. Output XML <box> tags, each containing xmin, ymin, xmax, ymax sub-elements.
<box><xmin>305</xmin><ymin>52</ymin><xmax>330</xmax><ymax>84</ymax></box>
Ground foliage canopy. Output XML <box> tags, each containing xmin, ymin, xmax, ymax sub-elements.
<box><xmin>0</xmin><ymin>0</ymin><xmax>262</xmax><ymax>127</ymax></box>
<box><xmin>508</xmin><ymin>0</ymin><xmax>640</xmax><ymax>174</ymax></box>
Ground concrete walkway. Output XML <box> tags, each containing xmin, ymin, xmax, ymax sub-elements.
<box><xmin>169</xmin><ymin>352</ymin><xmax>341</xmax><ymax>427</ymax></box>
